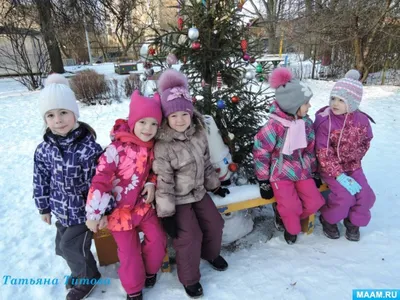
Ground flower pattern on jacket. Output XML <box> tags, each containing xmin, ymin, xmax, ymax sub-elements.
<box><xmin>314</xmin><ymin>106</ymin><xmax>373</xmax><ymax>178</ymax></box>
<box><xmin>85</xmin><ymin>119</ymin><xmax>156</xmax><ymax>231</ymax></box>
<box><xmin>86</xmin><ymin>189</ymin><xmax>112</xmax><ymax>217</ymax></box>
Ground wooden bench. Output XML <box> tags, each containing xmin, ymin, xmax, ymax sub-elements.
<box><xmin>93</xmin><ymin>184</ymin><xmax>329</xmax><ymax>272</ymax></box>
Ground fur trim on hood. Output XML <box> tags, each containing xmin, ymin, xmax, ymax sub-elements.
<box><xmin>156</xmin><ymin>109</ymin><xmax>205</xmax><ymax>142</ymax></box>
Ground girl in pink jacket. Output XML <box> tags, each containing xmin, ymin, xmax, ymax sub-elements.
<box><xmin>85</xmin><ymin>91</ymin><xmax>167</xmax><ymax>300</ymax></box>
<box><xmin>253</xmin><ymin>68</ymin><xmax>325</xmax><ymax>244</ymax></box>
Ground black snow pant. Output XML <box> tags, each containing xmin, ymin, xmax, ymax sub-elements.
<box><xmin>55</xmin><ymin>221</ymin><xmax>99</xmax><ymax>280</ymax></box>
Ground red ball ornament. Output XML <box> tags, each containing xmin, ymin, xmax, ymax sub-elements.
<box><xmin>178</xmin><ymin>17</ymin><xmax>184</xmax><ymax>31</ymax></box>
<box><xmin>228</xmin><ymin>163</ymin><xmax>238</xmax><ymax>172</ymax></box>
<box><xmin>191</xmin><ymin>41</ymin><xmax>201</xmax><ymax>50</ymax></box>
<box><xmin>148</xmin><ymin>47</ymin><xmax>156</xmax><ymax>56</ymax></box>
<box><xmin>192</xmin><ymin>96</ymin><xmax>197</xmax><ymax>104</ymax></box>
<box><xmin>231</xmin><ymin>95</ymin><xmax>240</xmax><ymax>104</ymax></box>
<box><xmin>250</xmin><ymin>57</ymin><xmax>256</xmax><ymax>63</ymax></box>
<box><xmin>240</xmin><ymin>39</ymin><xmax>248</xmax><ymax>52</ymax></box>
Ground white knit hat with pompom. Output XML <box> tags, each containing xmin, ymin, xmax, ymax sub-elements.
<box><xmin>38</xmin><ymin>73</ymin><xmax>79</xmax><ymax>119</ymax></box>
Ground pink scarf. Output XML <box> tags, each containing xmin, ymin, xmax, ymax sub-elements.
<box><xmin>269</xmin><ymin>114</ymin><xmax>307</xmax><ymax>155</ymax></box>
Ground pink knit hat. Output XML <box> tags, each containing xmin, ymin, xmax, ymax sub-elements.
<box><xmin>128</xmin><ymin>90</ymin><xmax>162</xmax><ymax>131</ymax></box>
<box><xmin>158</xmin><ymin>69</ymin><xmax>193</xmax><ymax>117</ymax></box>
<box><xmin>330</xmin><ymin>70</ymin><xmax>363</xmax><ymax>112</ymax></box>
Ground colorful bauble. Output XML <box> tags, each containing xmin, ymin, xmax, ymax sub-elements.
<box><xmin>217</xmin><ymin>99</ymin><xmax>226</xmax><ymax>109</ymax></box>
<box><xmin>228</xmin><ymin>163</ymin><xmax>238</xmax><ymax>172</ymax></box>
<box><xmin>250</xmin><ymin>57</ymin><xmax>256</xmax><ymax>63</ymax></box>
<box><xmin>258</xmin><ymin>75</ymin><xmax>265</xmax><ymax>82</ymax></box>
<box><xmin>242</xmin><ymin>53</ymin><xmax>250</xmax><ymax>61</ymax></box>
<box><xmin>217</xmin><ymin>71</ymin><xmax>222</xmax><ymax>89</ymax></box>
<box><xmin>188</xmin><ymin>27</ymin><xmax>199</xmax><ymax>40</ymax></box>
<box><xmin>256</xmin><ymin>63</ymin><xmax>263</xmax><ymax>74</ymax></box>
<box><xmin>192</xmin><ymin>96</ymin><xmax>197</xmax><ymax>104</ymax></box>
<box><xmin>191</xmin><ymin>41</ymin><xmax>201</xmax><ymax>50</ymax></box>
<box><xmin>148</xmin><ymin>47</ymin><xmax>156</xmax><ymax>56</ymax></box>
<box><xmin>143</xmin><ymin>61</ymin><xmax>152</xmax><ymax>69</ymax></box>
<box><xmin>166</xmin><ymin>53</ymin><xmax>178</xmax><ymax>65</ymax></box>
<box><xmin>178</xmin><ymin>17</ymin><xmax>184</xmax><ymax>31</ymax></box>
<box><xmin>245</xmin><ymin>70</ymin><xmax>254</xmax><ymax>80</ymax></box>
<box><xmin>240</xmin><ymin>39</ymin><xmax>248</xmax><ymax>52</ymax></box>
<box><xmin>231</xmin><ymin>95</ymin><xmax>240</xmax><ymax>104</ymax></box>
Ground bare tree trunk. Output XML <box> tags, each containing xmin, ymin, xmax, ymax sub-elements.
<box><xmin>352</xmin><ymin>12</ymin><xmax>366</xmax><ymax>78</ymax></box>
<box><xmin>303</xmin><ymin>0</ymin><xmax>314</xmax><ymax>60</ymax></box>
<box><xmin>268</xmin><ymin>34</ymin><xmax>279</xmax><ymax>53</ymax></box>
<box><xmin>34</xmin><ymin>0</ymin><xmax>64</xmax><ymax>73</ymax></box>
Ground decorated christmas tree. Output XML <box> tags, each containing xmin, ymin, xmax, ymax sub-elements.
<box><xmin>149</xmin><ymin>0</ymin><xmax>272</xmax><ymax>182</ymax></box>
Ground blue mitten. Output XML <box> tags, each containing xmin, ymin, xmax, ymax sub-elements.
<box><xmin>336</xmin><ymin>173</ymin><xmax>362</xmax><ymax>195</ymax></box>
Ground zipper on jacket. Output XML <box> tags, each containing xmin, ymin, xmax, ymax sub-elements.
<box><xmin>270</xmin><ymin>159</ymin><xmax>278</xmax><ymax>179</ymax></box>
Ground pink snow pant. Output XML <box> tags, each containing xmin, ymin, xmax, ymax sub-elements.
<box><xmin>173</xmin><ymin>193</ymin><xmax>224</xmax><ymax>286</ymax></box>
<box><xmin>272</xmin><ymin>178</ymin><xmax>325</xmax><ymax>235</ymax></box>
<box><xmin>111</xmin><ymin>208</ymin><xmax>167</xmax><ymax>294</ymax></box>
<box><xmin>320</xmin><ymin>168</ymin><xmax>376</xmax><ymax>226</ymax></box>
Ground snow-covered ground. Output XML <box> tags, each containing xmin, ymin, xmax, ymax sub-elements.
<box><xmin>0</xmin><ymin>67</ymin><xmax>399</xmax><ymax>300</ymax></box>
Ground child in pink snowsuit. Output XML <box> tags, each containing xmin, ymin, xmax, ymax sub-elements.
<box><xmin>85</xmin><ymin>91</ymin><xmax>167</xmax><ymax>300</ymax></box>
<box><xmin>253</xmin><ymin>68</ymin><xmax>325</xmax><ymax>244</ymax></box>
<box><xmin>314</xmin><ymin>70</ymin><xmax>376</xmax><ymax>242</ymax></box>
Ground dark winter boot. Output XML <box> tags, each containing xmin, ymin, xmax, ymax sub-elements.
<box><xmin>272</xmin><ymin>203</ymin><xmax>285</xmax><ymax>232</ymax></box>
<box><xmin>344</xmin><ymin>218</ymin><xmax>360</xmax><ymax>242</ymax></box>
<box><xmin>207</xmin><ymin>255</ymin><xmax>228</xmax><ymax>271</ymax></box>
<box><xmin>319</xmin><ymin>215</ymin><xmax>340</xmax><ymax>239</ymax></box>
<box><xmin>184</xmin><ymin>282</ymin><xmax>203</xmax><ymax>298</ymax></box>
<box><xmin>284</xmin><ymin>230</ymin><xmax>297</xmax><ymax>245</ymax></box>
<box><xmin>145</xmin><ymin>273</ymin><xmax>157</xmax><ymax>288</ymax></box>
<box><xmin>65</xmin><ymin>272</ymin><xmax>101</xmax><ymax>300</ymax></box>
<box><xmin>65</xmin><ymin>275</ymin><xmax>77</xmax><ymax>290</ymax></box>
<box><xmin>127</xmin><ymin>291</ymin><xmax>143</xmax><ymax>300</ymax></box>
<box><xmin>220</xmin><ymin>179</ymin><xmax>231</xmax><ymax>186</ymax></box>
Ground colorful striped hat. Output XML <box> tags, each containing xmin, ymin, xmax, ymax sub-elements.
<box><xmin>330</xmin><ymin>70</ymin><xmax>363</xmax><ymax>112</ymax></box>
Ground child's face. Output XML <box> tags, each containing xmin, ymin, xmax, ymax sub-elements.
<box><xmin>330</xmin><ymin>96</ymin><xmax>348</xmax><ymax>115</ymax></box>
<box><xmin>297</xmin><ymin>102</ymin><xmax>311</xmax><ymax>118</ymax></box>
<box><xmin>45</xmin><ymin>109</ymin><xmax>76</xmax><ymax>136</ymax></box>
<box><xmin>167</xmin><ymin>111</ymin><xmax>191</xmax><ymax>133</ymax></box>
<box><xmin>134</xmin><ymin>117</ymin><xmax>158</xmax><ymax>142</ymax></box>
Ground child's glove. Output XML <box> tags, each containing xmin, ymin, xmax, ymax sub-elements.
<box><xmin>213</xmin><ymin>186</ymin><xmax>230</xmax><ymax>198</ymax></box>
<box><xmin>312</xmin><ymin>173</ymin><xmax>323</xmax><ymax>188</ymax></box>
<box><xmin>162</xmin><ymin>216</ymin><xmax>178</xmax><ymax>238</ymax></box>
<box><xmin>336</xmin><ymin>173</ymin><xmax>362</xmax><ymax>196</ymax></box>
<box><xmin>259</xmin><ymin>180</ymin><xmax>274</xmax><ymax>200</ymax></box>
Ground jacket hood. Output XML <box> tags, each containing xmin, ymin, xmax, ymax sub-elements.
<box><xmin>156</xmin><ymin>109</ymin><xmax>205</xmax><ymax>142</ymax></box>
<box><xmin>110</xmin><ymin>119</ymin><xmax>131</xmax><ymax>140</ymax></box>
